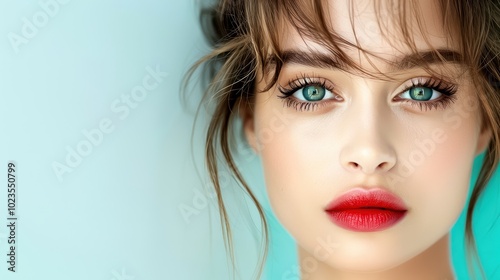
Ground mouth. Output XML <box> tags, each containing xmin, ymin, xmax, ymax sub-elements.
<box><xmin>325</xmin><ymin>188</ymin><xmax>408</xmax><ymax>232</ymax></box>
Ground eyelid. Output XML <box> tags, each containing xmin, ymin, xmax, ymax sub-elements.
<box><xmin>278</xmin><ymin>74</ymin><xmax>337</xmax><ymax>95</ymax></box>
<box><xmin>394</xmin><ymin>77</ymin><xmax>457</xmax><ymax>97</ymax></box>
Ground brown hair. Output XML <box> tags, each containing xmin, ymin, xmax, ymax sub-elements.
<box><xmin>185</xmin><ymin>0</ymin><xmax>500</xmax><ymax>278</ymax></box>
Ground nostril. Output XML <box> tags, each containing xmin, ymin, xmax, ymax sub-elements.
<box><xmin>377</xmin><ymin>162</ymin><xmax>390</xmax><ymax>171</ymax></box>
<box><xmin>348</xmin><ymin>161</ymin><xmax>389</xmax><ymax>173</ymax></box>
<box><xmin>340</xmin><ymin>148</ymin><xmax>397</xmax><ymax>174</ymax></box>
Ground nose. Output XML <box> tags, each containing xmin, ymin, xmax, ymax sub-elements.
<box><xmin>340</xmin><ymin>144</ymin><xmax>396</xmax><ymax>174</ymax></box>
<box><xmin>339</xmin><ymin>110</ymin><xmax>397</xmax><ymax>174</ymax></box>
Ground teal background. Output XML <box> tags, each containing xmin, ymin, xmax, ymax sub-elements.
<box><xmin>0</xmin><ymin>1</ymin><xmax>498</xmax><ymax>280</ymax></box>
<box><xmin>450</xmin><ymin>154</ymin><xmax>500</xmax><ymax>279</ymax></box>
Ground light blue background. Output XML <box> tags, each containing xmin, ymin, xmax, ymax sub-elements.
<box><xmin>0</xmin><ymin>1</ymin><xmax>498</xmax><ymax>280</ymax></box>
<box><xmin>0</xmin><ymin>1</ymin><xmax>262</xmax><ymax>279</ymax></box>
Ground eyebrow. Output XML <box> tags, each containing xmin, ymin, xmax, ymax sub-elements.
<box><xmin>272</xmin><ymin>49</ymin><xmax>464</xmax><ymax>71</ymax></box>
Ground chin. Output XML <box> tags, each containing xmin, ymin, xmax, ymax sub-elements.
<box><xmin>326</xmin><ymin>248</ymin><xmax>412</xmax><ymax>273</ymax></box>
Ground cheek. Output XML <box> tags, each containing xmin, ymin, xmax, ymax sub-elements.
<box><xmin>253</xmin><ymin>104</ymin><xmax>327</xmax><ymax>225</ymax></box>
<box><xmin>402</xmin><ymin>119</ymin><xmax>478</xmax><ymax>232</ymax></box>
<box><xmin>401</xmin><ymin>94</ymin><xmax>482</xmax><ymax>228</ymax></box>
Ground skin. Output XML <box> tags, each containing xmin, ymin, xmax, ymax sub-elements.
<box><xmin>242</xmin><ymin>0</ymin><xmax>492</xmax><ymax>279</ymax></box>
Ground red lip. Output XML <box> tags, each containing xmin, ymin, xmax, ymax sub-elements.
<box><xmin>325</xmin><ymin>188</ymin><xmax>408</xmax><ymax>232</ymax></box>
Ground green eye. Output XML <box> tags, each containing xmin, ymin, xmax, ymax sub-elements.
<box><xmin>302</xmin><ymin>85</ymin><xmax>326</xmax><ymax>101</ymax></box>
<box><xmin>409</xmin><ymin>87</ymin><xmax>433</xmax><ymax>101</ymax></box>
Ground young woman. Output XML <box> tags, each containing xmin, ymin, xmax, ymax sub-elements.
<box><xmin>187</xmin><ymin>0</ymin><xmax>500</xmax><ymax>279</ymax></box>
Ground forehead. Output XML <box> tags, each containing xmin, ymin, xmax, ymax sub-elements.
<box><xmin>279</xmin><ymin>0</ymin><xmax>458</xmax><ymax>65</ymax></box>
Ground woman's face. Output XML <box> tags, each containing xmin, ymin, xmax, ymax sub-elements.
<box><xmin>243</xmin><ymin>0</ymin><xmax>491</xmax><ymax>273</ymax></box>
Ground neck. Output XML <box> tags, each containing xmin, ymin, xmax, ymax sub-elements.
<box><xmin>298</xmin><ymin>234</ymin><xmax>455</xmax><ymax>280</ymax></box>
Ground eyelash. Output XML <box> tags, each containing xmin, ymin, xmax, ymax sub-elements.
<box><xmin>394</xmin><ymin>78</ymin><xmax>458</xmax><ymax>111</ymax></box>
<box><xmin>277</xmin><ymin>75</ymin><xmax>458</xmax><ymax>112</ymax></box>
<box><xmin>277</xmin><ymin>75</ymin><xmax>336</xmax><ymax>112</ymax></box>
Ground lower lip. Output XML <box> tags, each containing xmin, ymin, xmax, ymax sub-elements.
<box><xmin>326</xmin><ymin>209</ymin><xmax>407</xmax><ymax>232</ymax></box>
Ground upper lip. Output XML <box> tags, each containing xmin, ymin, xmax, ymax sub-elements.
<box><xmin>325</xmin><ymin>187</ymin><xmax>408</xmax><ymax>212</ymax></box>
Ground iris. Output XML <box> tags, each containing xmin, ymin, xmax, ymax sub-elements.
<box><xmin>409</xmin><ymin>87</ymin><xmax>432</xmax><ymax>101</ymax></box>
<box><xmin>302</xmin><ymin>85</ymin><xmax>326</xmax><ymax>101</ymax></box>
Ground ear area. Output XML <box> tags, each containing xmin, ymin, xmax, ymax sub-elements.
<box><xmin>238</xmin><ymin>100</ymin><xmax>259</xmax><ymax>155</ymax></box>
